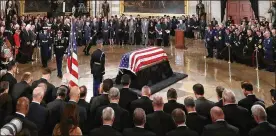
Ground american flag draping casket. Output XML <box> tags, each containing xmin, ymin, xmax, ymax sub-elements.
<box><xmin>119</xmin><ymin>47</ymin><xmax>169</xmax><ymax>74</ymax></box>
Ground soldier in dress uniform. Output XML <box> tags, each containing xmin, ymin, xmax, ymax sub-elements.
<box><xmin>263</xmin><ymin>31</ymin><xmax>274</xmax><ymax>71</ymax></box>
<box><xmin>205</xmin><ymin>25</ymin><xmax>215</xmax><ymax>58</ymax></box>
<box><xmin>54</xmin><ymin>30</ymin><xmax>68</xmax><ymax>78</ymax></box>
<box><xmin>225</xmin><ymin>16</ymin><xmax>234</xmax><ymax>27</ymax></box>
<box><xmin>39</xmin><ymin>27</ymin><xmax>51</xmax><ymax>68</ymax></box>
<box><xmin>83</xmin><ymin>21</ymin><xmax>92</xmax><ymax>55</ymax></box>
<box><xmin>90</xmin><ymin>39</ymin><xmax>105</xmax><ymax>97</ymax></box>
<box><xmin>243</xmin><ymin>29</ymin><xmax>256</xmax><ymax>66</ymax></box>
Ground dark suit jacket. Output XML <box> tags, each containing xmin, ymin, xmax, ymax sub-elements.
<box><xmin>195</xmin><ymin>97</ymin><xmax>215</xmax><ymax>121</ymax></box>
<box><xmin>201</xmin><ymin>121</ymin><xmax>240</xmax><ymax>136</ymax></box>
<box><xmin>238</xmin><ymin>95</ymin><xmax>264</xmax><ymax>113</ymax></box>
<box><xmin>11</xmin><ymin>81</ymin><xmax>32</xmax><ymax>102</ymax></box>
<box><xmin>164</xmin><ymin>100</ymin><xmax>187</xmax><ymax>115</ymax></box>
<box><xmin>166</xmin><ymin>126</ymin><xmax>199</xmax><ymax>136</ymax></box>
<box><xmin>78</xmin><ymin>99</ymin><xmax>90</xmax><ymax>114</ymax></box>
<box><xmin>145</xmin><ymin>111</ymin><xmax>176</xmax><ymax>136</ymax></box>
<box><xmin>119</xmin><ymin>88</ymin><xmax>138</xmax><ymax>111</ymax></box>
<box><xmin>249</xmin><ymin>122</ymin><xmax>276</xmax><ymax>136</ymax></box>
<box><xmin>266</xmin><ymin>104</ymin><xmax>276</xmax><ymax>125</ymax></box>
<box><xmin>123</xmin><ymin>127</ymin><xmax>156</xmax><ymax>136</ymax></box>
<box><xmin>222</xmin><ymin>104</ymin><xmax>255</xmax><ymax>136</ymax></box>
<box><xmin>26</xmin><ymin>102</ymin><xmax>49</xmax><ymax>134</ymax></box>
<box><xmin>5</xmin><ymin>113</ymin><xmax>38</xmax><ymax>136</ymax></box>
<box><xmin>0</xmin><ymin>93</ymin><xmax>13</xmax><ymax>126</ymax></box>
<box><xmin>0</xmin><ymin>72</ymin><xmax>17</xmax><ymax>94</ymax></box>
<box><xmin>95</xmin><ymin>103</ymin><xmax>130</xmax><ymax>132</ymax></box>
<box><xmin>31</xmin><ymin>78</ymin><xmax>55</xmax><ymax>103</ymax></box>
<box><xmin>215</xmin><ymin>99</ymin><xmax>223</xmax><ymax>108</ymax></box>
<box><xmin>46</xmin><ymin>99</ymin><xmax>66</xmax><ymax>134</ymax></box>
<box><xmin>89</xmin><ymin>125</ymin><xmax>122</xmax><ymax>136</ymax></box>
<box><xmin>68</xmin><ymin>101</ymin><xmax>88</xmax><ymax>134</ymax></box>
<box><xmin>186</xmin><ymin>112</ymin><xmax>208</xmax><ymax>135</ymax></box>
<box><xmin>90</xmin><ymin>94</ymin><xmax>109</xmax><ymax>116</ymax></box>
<box><xmin>130</xmin><ymin>96</ymin><xmax>153</xmax><ymax>115</ymax></box>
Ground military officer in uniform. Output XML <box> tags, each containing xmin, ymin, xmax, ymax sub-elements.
<box><xmin>205</xmin><ymin>25</ymin><xmax>215</xmax><ymax>58</ymax></box>
<box><xmin>39</xmin><ymin>28</ymin><xmax>51</xmax><ymax>68</ymax></box>
<box><xmin>243</xmin><ymin>29</ymin><xmax>256</xmax><ymax>66</ymax></box>
<box><xmin>90</xmin><ymin>39</ymin><xmax>105</xmax><ymax>97</ymax></box>
<box><xmin>223</xmin><ymin>28</ymin><xmax>234</xmax><ymax>61</ymax></box>
<box><xmin>54</xmin><ymin>30</ymin><xmax>68</xmax><ymax>78</ymax></box>
<box><xmin>83</xmin><ymin>21</ymin><xmax>92</xmax><ymax>55</ymax></box>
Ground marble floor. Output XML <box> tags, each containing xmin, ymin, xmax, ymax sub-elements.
<box><xmin>15</xmin><ymin>39</ymin><xmax>276</xmax><ymax>106</ymax></box>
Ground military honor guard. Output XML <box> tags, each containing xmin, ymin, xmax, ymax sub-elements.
<box><xmin>83</xmin><ymin>21</ymin><xmax>92</xmax><ymax>55</ymax></box>
<box><xmin>54</xmin><ymin>30</ymin><xmax>68</xmax><ymax>78</ymax></box>
<box><xmin>39</xmin><ymin>28</ymin><xmax>51</xmax><ymax>68</ymax></box>
<box><xmin>205</xmin><ymin>25</ymin><xmax>215</xmax><ymax>58</ymax></box>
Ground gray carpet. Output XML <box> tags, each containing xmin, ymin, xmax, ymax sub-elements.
<box><xmin>113</xmin><ymin>72</ymin><xmax>188</xmax><ymax>96</ymax></box>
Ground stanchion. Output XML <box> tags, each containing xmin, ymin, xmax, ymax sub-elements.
<box><xmin>255</xmin><ymin>47</ymin><xmax>259</xmax><ymax>71</ymax></box>
<box><xmin>228</xmin><ymin>44</ymin><xmax>231</xmax><ymax>64</ymax></box>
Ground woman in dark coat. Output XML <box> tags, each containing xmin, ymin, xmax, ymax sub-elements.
<box><xmin>134</xmin><ymin>21</ymin><xmax>142</xmax><ymax>45</ymax></box>
<box><xmin>148</xmin><ymin>22</ymin><xmax>155</xmax><ymax>46</ymax></box>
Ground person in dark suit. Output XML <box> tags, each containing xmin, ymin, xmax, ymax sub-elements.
<box><xmin>249</xmin><ymin>105</ymin><xmax>276</xmax><ymax>136</ymax></box>
<box><xmin>215</xmin><ymin>86</ymin><xmax>225</xmax><ymax>108</ymax></box>
<box><xmin>145</xmin><ymin>95</ymin><xmax>176</xmax><ymax>136</ymax></box>
<box><xmin>222</xmin><ymin>90</ymin><xmax>254</xmax><ymax>136</ymax></box>
<box><xmin>123</xmin><ymin>108</ymin><xmax>156</xmax><ymax>136</ymax></box>
<box><xmin>0</xmin><ymin>81</ymin><xmax>13</xmax><ymax>126</ymax></box>
<box><xmin>46</xmin><ymin>86</ymin><xmax>68</xmax><ymax>135</ymax></box>
<box><xmin>31</xmin><ymin>68</ymin><xmax>55</xmax><ymax>104</ymax></box>
<box><xmin>130</xmin><ymin>86</ymin><xmax>154</xmax><ymax>115</ymax></box>
<box><xmin>0</xmin><ymin>61</ymin><xmax>17</xmax><ymax>95</ymax></box>
<box><xmin>26</xmin><ymin>87</ymin><xmax>49</xmax><ymax>135</ymax></box>
<box><xmin>68</xmin><ymin>86</ymin><xmax>88</xmax><ymax>134</ymax></box>
<box><xmin>4</xmin><ymin>97</ymin><xmax>38</xmax><ymax>136</ymax></box>
<box><xmin>184</xmin><ymin>96</ymin><xmax>208</xmax><ymax>135</ymax></box>
<box><xmin>238</xmin><ymin>82</ymin><xmax>264</xmax><ymax>113</ymax></box>
<box><xmin>201</xmin><ymin>106</ymin><xmax>240</xmax><ymax>136</ymax></box>
<box><xmin>11</xmin><ymin>72</ymin><xmax>33</xmax><ymax>103</ymax></box>
<box><xmin>95</xmin><ymin>87</ymin><xmax>130</xmax><ymax>132</ymax></box>
<box><xmin>119</xmin><ymin>74</ymin><xmax>138</xmax><ymax>112</ymax></box>
<box><xmin>193</xmin><ymin>83</ymin><xmax>215</xmax><ymax>121</ymax></box>
<box><xmin>78</xmin><ymin>85</ymin><xmax>90</xmax><ymax>114</ymax></box>
<box><xmin>90</xmin><ymin>107</ymin><xmax>122</xmax><ymax>136</ymax></box>
<box><xmin>166</xmin><ymin>108</ymin><xmax>199</xmax><ymax>136</ymax></box>
<box><xmin>266</xmin><ymin>89</ymin><xmax>276</xmax><ymax>125</ymax></box>
<box><xmin>164</xmin><ymin>88</ymin><xmax>187</xmax><ymax>115</ymax></box>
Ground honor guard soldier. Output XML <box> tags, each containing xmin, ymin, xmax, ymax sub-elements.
<box><xmin>39</xmin><ymin>27</ymin><xmax>51</xmax><ymax>68</ymax></box>
<box><xmin>83</xmin><ymin>21</ymin><xmax>92</xmax><ymax>55</ymax></box>
<box><xmin>205</xmin><ymin>25</ymin><xmax>215</xmax><ymax>58</ymax></box>
<box><xmin>90</xmin><ymin>39</ymin><xmax>105</xmax><ymax>97</ymax></box>
<box><xmin>54</xmin><ymin>30</ymin><xmax>68</xmax><ymax>78</ymax></box>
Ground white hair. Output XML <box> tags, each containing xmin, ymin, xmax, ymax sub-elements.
<box><xmin>251</xmin><ymin>105</ymin><xmax>267</xmax><ymax>121</ymax></box>
<box><xmin>32</xmin><ymin>87</ymin><xmax>45</xmax><ymax>99</ymax></box>
<box><xmin>108</xmin><ymin>87</ymin><xmax>120</xmax><ymax>99</ymax></box>
<box><xmin>102</xmin><ymin>107</ymin><xmax>115</xmax><ymax>121</ymax></box>
<box><xmin>222</xmin><ymin>90</ymin><xmax>236</xmax><ymax>103</ymax></box>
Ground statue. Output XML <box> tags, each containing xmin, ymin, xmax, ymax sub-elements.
<box><xmin>196</xmin><ymin>0</ymin><xmax>205</xmax><ymax>19</ymax></box>
<box><xmin>101</xmin><ymin>0</ymin><xmax>110</xmax><ymax>18</ymax></box>
<box><xmin>268</xmin><ymin>2</ymin><xmax>276</xmax><ymax>28</ymax></box>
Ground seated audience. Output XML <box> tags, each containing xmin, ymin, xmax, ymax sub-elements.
<box><xmin>27</xmin><ymin>87</ymin><xmax>49</xmax><ymax>135</ymax></box>
<box><xmin>167</xmin><ymin>108</ymin><xmax>199</xmax><ymax>136</ymax></box>
<box><xmin>266</xmin><ymin>89</ymin><xmax>276</xmax><ymax>125</ymax></box>
<box><xmin>0</xmin><ymin>61</ymin><xmax>17</xmax><ymax>94</ymax></box>
<box><xmin>119</xmin><ymin>74</ymin><xmax>138</xmax><ymax>111</ymax></box>
<box><xmin>53</xmin><ymin>103</ymin><xmax>82</xmax><ymax>136</ymax></box>
<box><xmin>249</xmin><ymin>105</ymin><xmax>276</xmax><ymax>136</ymax></box>
<box><xmin>145</xmin><ymin>95</ymin><xmax>175</xmax><ymax>136</ymax></box>
<box><xmin>215</xmin><ymin>86</ymin><xmax>225</xmax><ymax>107</ymax></box>
<box><xmin>222</xmin><ymin>90</ymin><xmax>254</xmax><ymax>136</ymax></box>
<box><xmin>68</xmin><ymin>86</ymin><xmax>87</xmax><ymax>134</ymax></box>
<box><xmin>95</xmin><ymin>87</ymin><xmax>130</xmax><ymax>132</ymax></box>
<box><xmin>31</xmin><ymin>68</ymin><xmax>55</xmax><ymax>103</ymax></box>
<box><xmin>201</xmin><ymin>106</ymin><xmax>240</xmax><ymax>136</ymax></box>
<box><xmin>47</xmin><ymin>86</ymin><xmax>68</xmax><ymax>134</ymax></box>
<box><xmin>184</xmin><ymin>96</ymin><xmax>208</xmax><ymax>135</ymax></box>
<box><xmin>11</xmin><ymin>72</ymin><xmax>33</xmax><ymax>102</ymax></box>
<box><xmin>0</xmin><ymin>81</ymin><xmax>13</xmax><ymax>126</ymax></box>
<box><xmin>123</xmin><ymin>108</ymin><xmax>156</xmax><ymax>136</ymax></box>
<box><xmin>78</xmin><ymin>85</ymin><xmax>90</xmax><ymax>113</ymax></box>
<box><xmin>4</xmin><ymin>97</ymin><xmax>37</xmax><ymax>136</ymax></box>
<box><xmin>193</xmin><ymin>83</ymin><xmax>215</xmax><ymax>120</ymax></box>
<box><xmin>130</xmin><ymin>86</ymin><xmax>154</xmax><ymax>115</ymax></box>
<box><xmin>164</xmin><ymin>88</ymin><xmax>187</xmax><ymax>114</ymax></box>
<box><xmin>89</xmin><ymin>107</ymin><xmax>122</xmax><ymax>136</ymax></box>
<box><xmin>238</xmin><ymin>82</ymin><xmax>264</xmax><ymax>113</ymax></box>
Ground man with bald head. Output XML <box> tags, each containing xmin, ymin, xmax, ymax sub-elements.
<box><xmin>123</xmin><ymin>108</ymin><xmax>156</xmax><ymax>136</ymax></box>
<box><xmin>201</xmin><ymin>106</ymin><xmax>239</xmax><ymax>136</ymax></box>
<box><xmin>26</xmin><ymin>87</ymin><xmax>49</xmax><ymax>135</ymax></box>
<box><xmin>4</xmin><ymin>97</ymin><xmax>38</xmax><ymax>136</ymax></box>
<box><xmin>130</xmin><ymin>86</ymin><xmax>154</xmax><ymax>115</ymax></box>
<box><xmin>145</xmin><ymin>95</ymin><xmax>175</xmax><ymax>136</ymax></box>
<box><xmin>68</xmin><ymin>86</ymin><xmax>88</xmax><ymax>134</ymax></box>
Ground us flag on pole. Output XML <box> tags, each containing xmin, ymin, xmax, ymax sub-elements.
<box><xmin>67</xmin><ymin>20</ymin><xmax>79</xmax><ymax>87</ymax></box>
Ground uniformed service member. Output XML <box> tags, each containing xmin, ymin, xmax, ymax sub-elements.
<box><xmin>54</xmin><ymin>30</ymin><xmax>68</xmax><ymax>78</ymax></box>
<box><xmin>39</xmin><ymin>27</ymin><xmax>51</xmax><ymax>68</ymax></box>
<box><xmin>263</xmin><ymin>31</ymin><xmax>274</xmax><ymax>71</ymax></box>
<box><xmin>90</xmin><ymin>39</ymin><xmax>105</xmax><ymax>97</ymax></box>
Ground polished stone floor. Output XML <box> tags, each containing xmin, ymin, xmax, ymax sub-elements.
<box><xmin>15</xmin><ymin>39</ymin><xmax>275</xmax><ymax>106</ymax></box>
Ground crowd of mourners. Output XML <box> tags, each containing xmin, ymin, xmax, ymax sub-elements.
<box><xmin>0</xmin><ymin>62</ymin><xmax>276</xmax><ymax>136</ymax></box>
